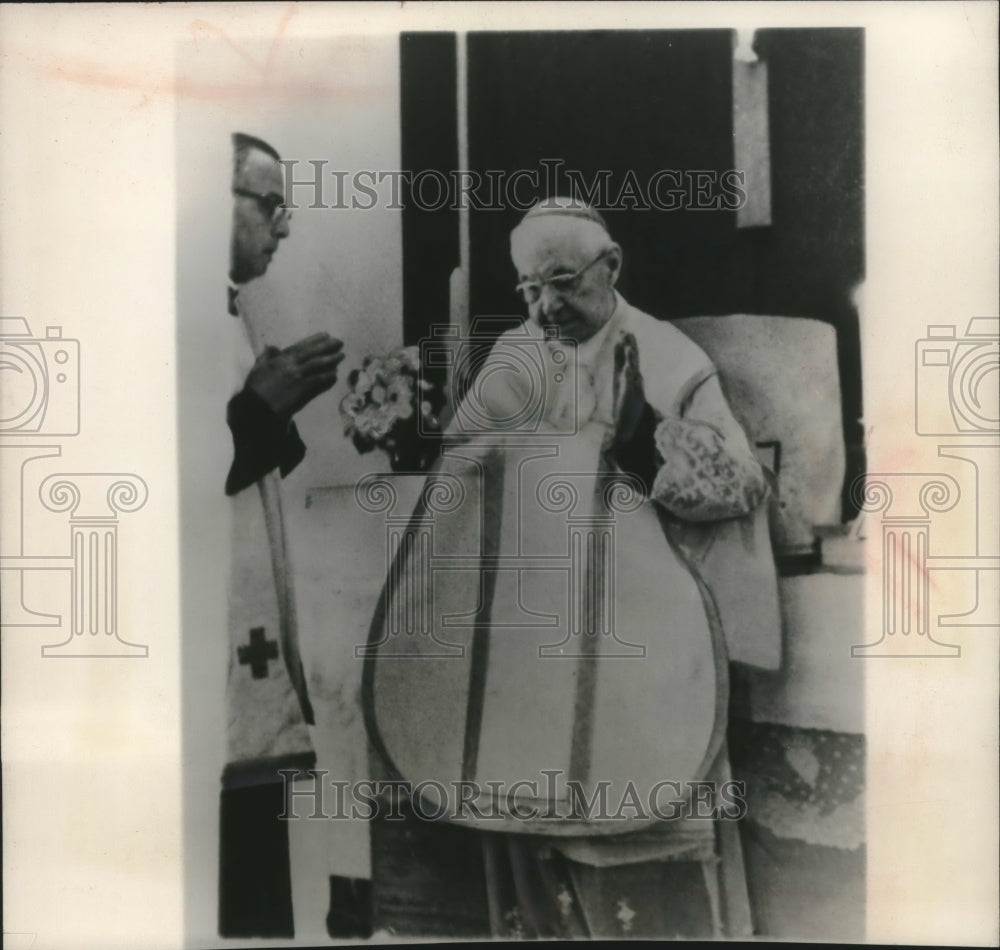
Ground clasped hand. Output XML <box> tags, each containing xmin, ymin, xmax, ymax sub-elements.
<box><xmin>244</xmin><ymin>332</ymin><xmax>345</xmax><ymax>422</ymax></box>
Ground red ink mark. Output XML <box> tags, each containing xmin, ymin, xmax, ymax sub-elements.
<box><xmin>20</xmin><ymin>9</ymin><xmax>390</xmax><ymax>103</ymax></box>
<box><xmin>188</xmin><ymin>5</ymin><xmax>297</xmax><ymax>81</ymax></box>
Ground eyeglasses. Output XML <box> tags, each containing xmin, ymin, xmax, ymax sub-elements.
<box><xmin>232</xmin><ymin>187</ymin><xmax>293</xmax><ymax>225</ymax></box>
<box><xmin>515</xmin><ymin>248</ymin><xmax>613</xmax><ymax>305</ymax></box>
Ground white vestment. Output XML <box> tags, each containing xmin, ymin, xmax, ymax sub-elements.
<box><xmin>224</xmin><ymin>309</ymin><xmax>313</xmax><ymax>779</ymax></box>
<box><xmin>365</xmin><ymin>293</ymin><xmax>780</xmax><ymax>861</ymax></box>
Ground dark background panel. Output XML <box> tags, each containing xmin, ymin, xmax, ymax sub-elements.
<box><xmin>401</xmin><ymin>28</ymin><xmax>865</xmax><ymax>518</ymax></box>
<box><xmin>466</xmin><ymin>29</ymin><xmax>737</xmax><ymax>322</ymax></box>
<box><xmin>750</xmin><ymin>28</ymin><xmax>865</xmax><ymax>318</ymax></box>
<box><xmin>749</xmin><ymin>28</ymin><xmax>865</xmax><ymax>517</ymax></box>
<box><xmin>400</xmin><ymin>32</ymin><xmax>459</xmax><ymax>347</ymax></box>
<box><xmin>218</xmin><ymin>783</ymin><xmax>294</xmax><ymax>937</ymax></box>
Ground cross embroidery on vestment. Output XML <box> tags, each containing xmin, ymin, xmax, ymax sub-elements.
<box><xmin>238</xmin><ymin>626</ymin><xmax>279</xmax><ymax>678</ymax></box>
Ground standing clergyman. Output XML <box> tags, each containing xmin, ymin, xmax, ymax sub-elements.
<box><xmin>223</xmin><ymin>132</ymin><xmax>360</xmax><ymax>938</ymax></box>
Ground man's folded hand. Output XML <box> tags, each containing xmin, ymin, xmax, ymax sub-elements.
<box><xmin>245</xmin><ymin>332</ymin><xmax>345</xmax><ymax>422</ymax></box>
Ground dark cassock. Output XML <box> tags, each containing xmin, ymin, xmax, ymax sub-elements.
<box><xmin>363</xmin><ymin>288</ymin><xmax>782</xmax><ymax>939</ymax></box>
<box><xmin>219</xmin><ymin>286</ymin><xmax>316</xmax><ymax>938</ymax></box>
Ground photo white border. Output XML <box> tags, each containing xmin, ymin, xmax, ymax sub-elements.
<box><xmin>1</xmin><ymin>3</ymin><xmax>997</xmax><ymax>946</ymax></box>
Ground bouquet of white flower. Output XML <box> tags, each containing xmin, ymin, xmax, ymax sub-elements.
<box><xmin>339</xmin><ymin>346</ymin><xmax>445</xmax><ymax>472</ymax></box>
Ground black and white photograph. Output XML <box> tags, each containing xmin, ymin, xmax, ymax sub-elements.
<box><xmin>2</xmin><ymin>3</ymin><xmax>997</xmax><ymax>948</ymax></box>
<box><xmin>181</xmin><ymin>25</ymin><xmax>869</xmax><ymax>943</ymax></box>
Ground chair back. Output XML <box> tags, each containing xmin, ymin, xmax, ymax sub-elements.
<box><xmin>672</xmin><ymin>315</ymin><xmax>845</xmax><ymax>555</ymax></box>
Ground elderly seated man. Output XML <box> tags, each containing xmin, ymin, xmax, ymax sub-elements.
<box><xmin>364</xmin><ymin>199</ymin><xmax>777</xmax><ymax>939</ymax></box>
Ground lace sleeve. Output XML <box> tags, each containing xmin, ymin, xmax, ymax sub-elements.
<box><xmin>650</xmin><ymin>415</ymin><xmax>767</xmax><ymax>521</ymax></box>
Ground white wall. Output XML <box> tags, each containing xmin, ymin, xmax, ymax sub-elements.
<box><xmin>211</xmin><ymin>35</ymin><xmax>404</xmax><ymax>494</ymax></box>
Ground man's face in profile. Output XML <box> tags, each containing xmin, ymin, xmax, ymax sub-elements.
<box><xmin>230</xmin><ymin>147</ymin><xmax>291</xmax><ymax>285</ymax></box>
<box><xmin>511</xmin><ymin>220</ymin><xmax>621</xmax><ymax>344</ymax></box>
